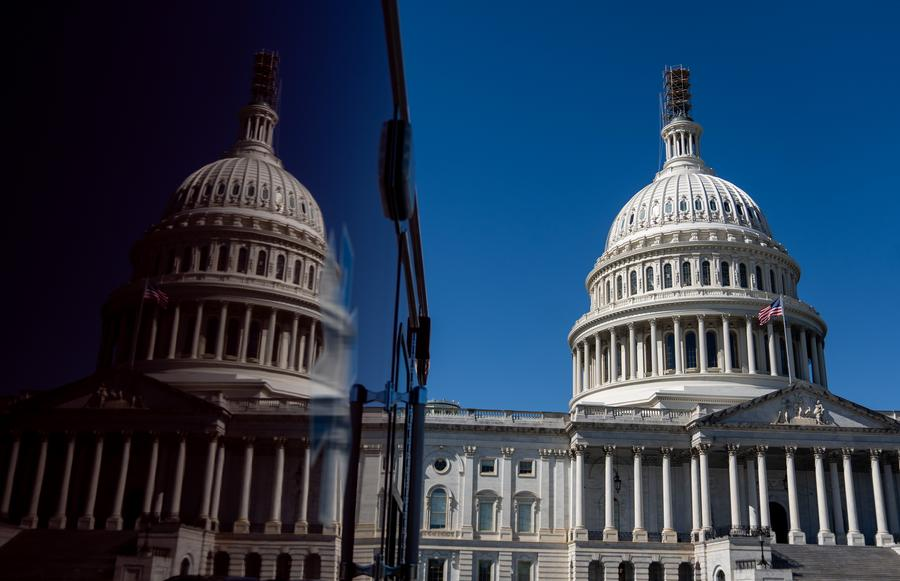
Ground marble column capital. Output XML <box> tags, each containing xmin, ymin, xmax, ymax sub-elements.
<box><xmin>632</xmin><ymin>445</ymin><xmax>644</xmax><ymax>456</ymax></box>
<box><xmin>841</xmin><ymin>447</ymin><xmax>854</xmax><ymax>457</ymax></box>
<box><xmin>870</xmin><ymin>449</ymin><xmax>883</xmax><ymax>460</ymax></box>
<box><xmin>603</xmin><ymin>445</ymin><xmax>616</xmax><ymax>456</ymax></box>
<box><xmin>727</xmin><ymin>443</ymin><xmax>741</xmax><ymax>454</ymax></box>
<box><xmin>500</xmin><ymin>447</ymin><xmax>515</xmax><ymax>458</ymax></box>
<box><xmin>660</xmin><ymin>446</ymin><xmax>673</xmax><ymax>457</ymax></box>
<box><xmin>755</xmin><ymin>444</ymin><xmax>768</xmax><ymax>456</ymax></box>
<box><xmin>812</xmin><ymin>447</ymin><xmax>827</xmax><ymax>457</ymax></box>
<box><xmin>784</xmin><ymin>446</ymin><xmax>797</xmax><ymax>457</ymax></box>
<box><xmin>464</xmin><ymin>445</ymin><xmax>477</xmax><ymax>457</ymax></box>
<box><xmin>695</xmin><ymin>443</ymin><xmax>711</xmax><ymax>455</ymax></box>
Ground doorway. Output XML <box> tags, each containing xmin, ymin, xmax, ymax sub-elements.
<box><xmin>769</xmin><ymin>501</ymin><xmax>788</xmax><ymax>543</ymax></box>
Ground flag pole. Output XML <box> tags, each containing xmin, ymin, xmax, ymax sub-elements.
<box><xmin>780</xmin><ymin>294</ymin><xmax>792</xmax><ymax>385</ymax></box>
<box><xmin>129</xmin><ymin>278</ymin><xmax>148</xmax><ymax>369</ymax></box>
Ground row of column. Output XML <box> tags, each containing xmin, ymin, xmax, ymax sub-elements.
<box><xmin>571</xmin><ymin>315</ymin><xmax>827</xmax><ymax>396</ymax></box>
<box><xmin>1</xmin><ymin>433</ymin><xmax>323</xmax><ymax>535</ymax></box>
<box><xmin>568</xmin><ymin>443</ymin><xmax>898</xmax><ymax>546</ymax></box>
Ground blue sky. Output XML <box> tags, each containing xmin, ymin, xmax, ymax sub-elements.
<box><xmin>399</xmin><ymin>2</ymin><xmax>900</xmax><ymax>411</ymax></box>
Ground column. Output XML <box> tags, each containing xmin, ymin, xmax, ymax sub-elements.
<box><xmin>842</xmin><ymin>448</ymin><xmax>865</xmax><ymax>545</ymax></box>
<box><xmin>77</xmin><ymin>433</ymin><xmax>104</xmax><ymax>530</ymax></box>
<box><xmin>870</xmin><ymin>450</ymin><xmax>893</xmax><ymax>546</ymax></box>
<box><xmin>784</xmin><ymin>446</ymin><xmax>805</xmax><ymax>544</ymax></box>
<box><xmin>539</xmin><ymin>450</ymin><xmax>552</xmax><ymax>531</ymax></box>
<box><xmin>757</xmin><ymin>446</ymin><xmax>771</xmax><ymax>534</ymax></box>
<box><xmin>767</xmin><ymin>322</ymin><xmax>777</xmax><ymax>376</ymax></box>
<box><xmin>306</xmin><ymin>320</ymin><xmax>318</xmax><ymax>370</ymax></box>
<box><xmin>208</xmin><ymin>441</ymin><xmax>225</xmax><ymax>531</ymax></box>
<box><xmin>199</xmin><ymin>434</ymin><xmax>218</xmax><ymax>527</ymax></box>
<box><xmin>239</xmin><ymin>305</ymin><xmax>253</xmax><ymax>362</ymax></box>
<box><xmin>105</xmin><ymin>433</ymin><xmax>132</xmax><ymax>530</ymax></box>
<box><xmin>798</xmin><ymin>329</ymin><xmax>809</xmax><ymax>381</ymax></box>
<box><xmin>571</xmin><ymin>350</ymin><xmax>577</xmax><ymax>397</ymax></box>
<box><xmin>690</xmin><ymin>451</ymin><xmax>701</xmax><ymax>537</ymax></box>
<box><xmin>784</xmin><ymin>324</ymin><xmax>795</xmax><ymax>380</ymax></box>
<box><xmin>49</xmin><ymin>433</ymin><xmax>76</xmax><ymax>529</ymax></box>
<box><xmin>628</xmin><ymin>323</ymin><xmax>637</xmax><ymax>380</ymax></box>
<box><xmin>191</xmin><ymin>301</ymin><xmax>204</xmax><ymax>358</ymax></box>
<box><xmin>141</xmin><ymin>435</ymin><xmax>160</xmax><ymax>519</ymax></box>
<box><xmin>698</xmin><ymin>316</ymin><xmax>708</xmax><ymax>373</ymax></box>
<box><xmin>146</xmin><ymin>307</ymin><xmax>159</xmax><ymax>360</ymax></box>
<box><xmin>828</xmin><ymin>456</ymin><xmax>846</xmax><ymax>540</ymax></box>
<box><xmin>581</xmin><ymin>342</ymin><xmax>590</xmax><ymax>391</ymax></box>
<box><xmin>215</xmin><ymin>302</ymin><xmax>228</xmax><ymax>359</ymax></box>
<box><xmin>1</xmin><ymin>434</ymin><xmax>21</xmax><ymax>517</ymax></box>
<box><xmin>727</xmin><ymin>444</ymin><xmax>742</xmax><ymax>532</ymax></box>
<box><xmin>722</xmin><ymin>316</ymin><xmax>732</xmax><ymax>373</ymax></box>
<box><xmin>264</xmin><ymin>310</ymin><xmax>277</xmax><ymax>365</ymax></box>
<box><xmin>632</xmin><ymin>446</ymin><xmax>647</xmax><ymax>541</ymax></box>
<box><xmin>458</xmin><ymin>445</ymin><xmax>475</xmax><ymax>536</ymax></box>
<box><xmin>575</xmin><ymin>343</ymin><xmax>583</xmax><ymax>392</ymax></box>
<box><xmin>882</xmin><ymin>458</ymin><xmax>900</xmax><ymax>534</ymax></box>
<box><xmin>289</xmin><ymin>314</ymin><xmax>299</xmax><ymax>370</ymax></box>
<box><xmin>746</xmin><ymin>457</ymin><xmax>759</xmax><ymax>530</ymax></box>
<box><xmin>594</xmin><ymin>333</ymin><xmax>602</xmax><ymax>388</ymax></box>
<box><xmin>501</xmin><ymin>447</ymin><xmax>515</xmax><ymax>536</ymax></box>
<box><xmin>266</xmin><ymin>438</ymin><xmax>286</xmax><ymax>533</ymax></box>
<box><xmin>650</xmin><ymin>320</ymin><xmax>658</xmax><ymax>377</ymax></box>
<box><xmin>660</xmin><ymin>447</ymin><xmax>676</xmax><ymax>542</ymax></box>
<box><xmin>165</xmin><ymin>434</ymin><xmax>187</xmax><ymax>522</ymax></box>
<box><xmin>21</xmin><ymin>435</ymin><xmax>48</xmax><ymax>529</ymax></box>
<box><xmin>745</xmin><ymin>316</ymin><xmax>757</xmax><ymax>374</ymax></box>
<box><xmin>813</xmin><ymin>447</ymin><xmax>835</xmax><ymax>544</ymax></box>
<box><xmin>167</xmin><ymin>304</ymin><xmax>180</xmax><ymax>358</ymax></box>
<box><xmin>674</xmin><ymin>316</ymin><xmax>683</xmax><ymax>374</ymax></box>
<box><xmin>609</xmin><ymin>328</ymin><xmax>618</xmax><ymax>382</ymax></box>
<box><xmin>603</xmin><ymin>445</ymin><xmax>617</xmax><ymax>541</ymax></box>
<box><xmin>810</xmin><ymin>334</ymin><xmax>821</xmax><ymax>385</ymax></box>
<box><xmin>698</xmin><ymin>444</ymin><xmax>712</xmax><ymax>534</ymax></box>
<box><xmin>234</xmin><ymin>438</ymin><xmax>254</xmax><ymax>533</ymax></box>
<box><xmin>573</xmin><ymin>444</ymin><xmax>586</xmax><ymax>533</ymax></box>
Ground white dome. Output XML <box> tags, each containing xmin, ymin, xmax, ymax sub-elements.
<box><xmin>605</xmin><ymin>172</ymin><xmax>773</xmax><ymax>251</ymax></box>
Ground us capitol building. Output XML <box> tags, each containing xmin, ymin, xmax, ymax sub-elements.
<box><xmin>2</xmin><ymin>59</ymin><xmax>900</xmax><ymax>581</ymax></box>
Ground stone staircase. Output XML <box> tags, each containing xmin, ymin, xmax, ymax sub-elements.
<box><xmin>771</xmin><ymin>544</ymin><xmax>900</xmax><ymax>581</ymax></box>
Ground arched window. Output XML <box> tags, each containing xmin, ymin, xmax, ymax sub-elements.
<box><xmin>237</xmin><ymin>247</ymin><xmax>249</xmax><ymax>273</ymax></box>
<box><xmin>276</xmin><ymin>255</ymin><xmax>286</xmax><ymax>280</ymax></box>
<box><xmin>217</xmin><ymin>244</ymin><xmax>229</xmax><ymax>271</ymax></box>
<box><xmin>701</xmin><ymin>260</ymin><xmax>711</xmax><ymax>285</ymax></box>
<box><xmin>729</xmin><ymin>331</ymin><xmax>740</xmax><ymax>370</ymax></box>
<box><xmin>198</xmin><ymin>245</ymin><xmax>210</xmax><ymax>272</ymax></box>
<box><xmin>606</xmin><ymin>280</ymin><xmax>611</xmax><ymax>303</ymax></box>
<box><xmin>715</xmin><ymin>570</ymin><xmax>726</xmax><ymax>581</ymax></box>
<box><xmin>685</xmin><ymin>331</ymin><xmax>697</xmax><ymax>369</ymax></box>
<box><xmin>721</xmin><ymin>261</ymin><xmax>731</xmax><ymax>287</ymax></box>
<box><xmin>304</xmin><ymin>554</ymin><xmax>322</xmax><ymax>581</ymax></box>
<box><xmin>645</xmin><ymin>267</ymin><xmax>654</xmax><ymax>291</ymax></box>
<box><xmin>756</xmin><ymin>265</ymin><xmax>764</xmax><ymax>290</ymax></box>
<box><xmin>476</xmin><ymin>493</ymin><xmax>498</xmax><ymax>532</ymax></box>
<box><xmin>429</xmin><ymin>488</ymin><xmax>447</xmax><ymax>529</ymax></box>
<box><xmin>216</xmin><ymin>182</ymin><xmax>225</xmax><ymax>200</ymax></box>
<box><xmin>677</xmin><ymin>563</ymin><xmax>693</xmax><ymax>581</ymax></box>
<box><xmin>293</xmin><ymin>260</ymin><xmax>302</xmax><ymax>285</ymax></box>
<box><xmin>709</xmin><ymin>198</ymin><xmax>718</xmax><ymax>212</ymax></box>
<box><xmin>247</xmin><ymin>321</ymin><xmax>261</xmax><ymax>360</ymax></box>
<box><xmin>231</xmin><ymin>183</ymin><xmax>240</xmax><ymax>199</ymax></box>
<box><xmin>180</xmin><ymin>557</ymin><xmax>191</xmax><ymax>576</ymax></box>
<box><xmin>706</xmin><ymin>331</ymin><xmax>718</xmax><ymax>368</ymax></box>
<box><xmin>770</xmin><ymin>270</ymin><xmax>777</xmax><ymax>294</ymax></box>
<box><xmin>665</xmin><ymin>334</ymin><xmax>676</xmax><ymax>371</ymax></box>
<box><xmin>681</xmin><ymin>262</ymin><xmax>692</xmax><ymax>286</ymax></box>
<box><xmin>204</xmin><ymin>317</ymin><xmax>219</xmax><ymax>355</ymax></box>
<box><xmin>629</xmin><ymin>271</ymin><xmax>638</xmax><ymax>295</ymax></box>
<box><xmin>616</xmin><ymin>275</ymin><xmax>623</xmax><ymax>299</ymax></box>
<box><xmin>515</xmin><ymin>494</ymin><xmax>535</xmax><ymax>533</ymax></box>
<box><xmin>664</xmin><ymin>199</ymin><xmax>673</xmax><ymax>215</ymax></box>
<box><xmin>179</xmin><ymin>247</ymin><xmax>193</xmax><ymax>273</ymax></box>
<box><xmin>256</xmin><ymin>250</ymin><xmax>268</xmax><ymax>276</ymax></box>
<box><xmin>247</xmin><ymin>185</ymin><xmax>256</xmax><ymax>199</ymax></box>
<box><xmin>307</xmin><ymin>265</ymin><xmax>316</xmax><ymax>290</ymax></box>
<box><xmin>618</xmin><ymin>561</ymin><xmax>635</xmax><ymax>581</ymax></box>
<box><xmin>649</xmin><ymin>562</ymin><xmax>664</xmax><ymax>581</ymax></box>
<box><xmin>663</xmin><ymin>264</ymin><xmax>673</xmax><ymax>288</ymax></box>
<box><xmin>276</xmin><ymin>553</ymin><xmax>292</xmax><ymax>581</ymax></box>
<box><xmin>245</xmin><ymin>552</ymin><xmax>262</xmax><ymax>579</ymax></box>
<box><xmin>723</xmin><ymin>200</ymin><xmax>732</xmax><ymax>214</ymax></box>
<box><xmin>739</xmin><ymin>263</ymin><xmax>748</xmax><ymax>288</ymax></box>
<box><xmin>693</xmin><ymin>197</ymin><xmax>703</xmax><ymax>211</ymax></box>
<box><xmin>213</xmin><ymin>552</ymin><xmax>230</xmax><ymax>576</ymax></box>
<box><xmin>679</xmin><ymin>198</ymin><xmax>688</xmax><ymax>212</ymax></box>
<box><xmin>225</xmin><ymin>318</ymin><xmax>240</xmax><ymax>357</ymax></box>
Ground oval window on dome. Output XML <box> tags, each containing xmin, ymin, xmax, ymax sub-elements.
<box><xmin>261</xmin><ymin>185</ymin><xmax>270</xmax><ymax>201</ymax></box>
<box><xmin>288</xmin><ymin>192</ymin><xmax>296</xmax><ymax>209</ymax></box>
<box><xmin>736</xmin><ymin>204</ymin><xmax>744</xmax><ymax>217</ymax></box>
<box><xmin>709</xmin><ymin>198</ymin><xmax>718</xmax><ymax>212</ymax></box>
<box><xmin>679</xmin><ymin>198</ymin><xmax>688</xmax><ymax>212</ymax></box>
<box><xmin>639</xmin><ymin>206</ymin><xmax>646</xmax><ymax>221</ymax></box>
<box><xmin>201</xmin><ymin>184</ymin><xmax>212</xmax><ymax>203</ymax></box>
<box><xmin>215</xmin><ymin>183</ymin><xmax>225</xmax><ymax>201</ymax></box>
<box><xmin>652</xmin><ymin>201</ymin><xmax>660</xmax><ymax>217</ymax></box>
<box><xmin>629</xmin><ymin>212</ymin><xmax>635</xmax><ymax>225</ymax></box>
<box><xmin>664</xmin><ymin>199</ymin><xmax>673</xmax><ymax>215</ymax></box>
<box><xmin>247</xmin><ymin>185</ymin><xmax>256</xmax><ymax>199</ymax></box>
<box><xmin>301</xmin><ymin>201</ymin><xmax>307</xmax><ymax>214</ymax></box>
<box><xmin>231</xmin><ymin>183</ymin><xmax>240</xmax><ymax>200</ymax></box>
<box><xmin>723</xmin><ymin>200</ymin><xmax>732</xmax><ymax>214</ymax></box>
<box><xmin>694</xmin><ymin>197</ymin><xmax>703</xmax><ymax>211</ymax></box>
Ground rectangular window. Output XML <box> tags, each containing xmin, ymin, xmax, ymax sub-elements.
<box><xmin>517</xmin><ymin>502</ymin><xmax>533</xmax><ymax>533</ymax></box>
<box><xmin>516</xmin><ymin>561</ymin><xmax>532</xmax><ymax>581</ymax></box>
<box><xmin>477</xmin><ymin>501</ymin><xmax>494</xmax><ymax>532</ymax></box>
<box><xmin>479</xmin><ymin>458</ymin><xmax>497</xmax><ymax>475</ymax></box>
<box><xmin>427</xmin><ymin>559</ymin><xmax>445</xmax><ymax>581</ymax></box>
<box><xmin>477</xmin><ymin>560</ymin><xmax>493</xmax><ymax>581</ymax></box>
<box><xmin>517</xmin><ymin>459</ymin><xmax>535</xmax><ymax>477</ymax></box>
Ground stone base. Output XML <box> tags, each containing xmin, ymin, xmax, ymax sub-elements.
<box><xmin>788</xmin><ymin>530</ymin><xmax>806</xmax><ymax>544</ymax></box>
<box><xmin>105</xmin><ymin>516</ymin><xmax>123</xmax><ymax>531</ymax></box>
<box><xmin>602</xmin><ymin>527</ymin><xmax>618</xmax><ymax>542</ymax></box>
<box><xmin>846</xmin><ymin>531</ymin><xmax>866</xmax><ymax>546</ymax></box>
<box><xmin>571</xmin><ymin>526</ymin><xmax>588</xmax><ymax>541</ymax></box>
<box><xmin>20</xmin><ymin>515</ymin><xmax>39</xmax><ymax>529</ymax></box>
<box><xmin>875</xmin><ymin>532</ymin><xmax>894</xmax><ymax>547</ymax></box>
<box><xmin>77</xmin><ymin>516</ymin><xmax>95</xmax><ymax>530</ymax></box>
<box><xmin>661</xmin><ymin>528</ymin><xmax>678</xmax><ymax>543</ymax></box>
<box><xmin>294</xmin><ymin>521</ymin><xmax>308</xmax><ymax>534</ymax></box>
<box><xmin>322</xmin><ymin>522</ymin><xmax>341</xmax><ymax>536</ymax></box>
<box><xmin>694</xmin><ymin>529</ymin><xmax>707</xmax><ymax>542</ymax></box>
<box><xmin>233</xmin><ymin>519</ymin><xmax>250</xmax><ymax>534</ymax></box>
<box><xmin>817</xmin><ymin>530</ymin><xmax>836</xmax><ymax>545</ymax></box>
<box><xmin>632</xmin><ymin>528</ymin><xmax>648</xmax><ymax>542</ymax></box>
<box><xmin>264</xmin><ymin>520</ymin><xmax>282</xmax><ymax>534</ymax></box>
<box><xmin>48</xmin><ymin>515</ymin><xmax>67</xmax><ymax>530</ymax></box>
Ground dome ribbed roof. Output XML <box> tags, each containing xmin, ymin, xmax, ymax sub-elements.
<box><xmin>164</xmin><ymin>155</ymin><xmax>324</xmax><ymax>238</ymax></box>
<box><xmin>605</xmin><ymin>172</ymin><xmax>772</xmax><ymax>251</ymax></box>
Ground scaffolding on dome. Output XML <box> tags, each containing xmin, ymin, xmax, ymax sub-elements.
<box><xmin>663</xmin><ymin>65</ymin><xmax>692</xmax><ymax>123</ymax></box>
<box><xmin>251</xmin><ymin>50</ymin><xmax>280</xmax><ymax>110</ymax></box>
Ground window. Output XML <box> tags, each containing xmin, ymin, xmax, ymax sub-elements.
<box><xmin>275</xmin><ymin>554</ymin><xmax>292</xmax><ymax>581</ymax></box>
<box><xmin>681</xmin><ymin>261</ymin><xmax>692</xmax><ymax>286</ymax></box>
<box><xmin>247</xmin><ymin>185</ymin><xmax>256</xmax><ymax>199</ymax></box>
<box><xmin>605</xmin><ymin>280</ymin><xmax>611</xmax><ymax>303</ymax></box>
<box><xmin>213</xmin><ymin>552</ymin><xmax>230</xmax><ymax>576</ymax></box>
<box><xmin>276</xmin><ymin>255</ymin><xmax>286</xmax><ymax>280</ymax></box>
<box><xmin>427</xmin><ymin>559</ymin><xmax>445</xmax><ymax>581</ymax></box>
<box><xmin>433</xmin><ymin>458</ymin><xmax>449</xmax><ymax>473</ymax></box>
<box><xmin>649</xmin><ymin>562</ymin><xmax>664</xmax><ymax>581</ymax></box>
<box><xmin>247</xmin><ymin>321</ymin><xmax>261</xmax><ymax>360</ymax></box>
<box><xmin>721</xmin><ymin>261</ymin><xmax>731</xmax><ymax>286</ymax></box>
<box><xmin>293</xmin><ymin>260</ymin><xmax>302</xmax><ymax>284</ymax></box>
<box><xmin>665</xmin><ymin>334</ymin><xmax>676</xmax><ymax>371</ymax></box>
<box><xmin>518</xmin><ymin>460</ymin><xmax>535</xmax><ymax>477</ymax></box>
<box><xmin>706</xmin><ymin>331</ymin><xmax>718</xmax><ymax>368</ymax></box>
<box><xmin>756</xmin><ymin>265</ymin><xmax>764</xmax><ymax>290</ymax></box>
<box><xmin>679</xmin><ymin>198</ymin><xmax>688</xmax><ymax>212</ymax></box>
<box><xmin>677</xmin><ymin>563</ymin><xmax>693</xmax><ymax>581</ymax></box>
<box><xmin>237</xmin><ymin>247</ymin><xmax>249</xmax><ymax>273</ymax></box>
<box><xmin>477</xmin><ymin>500</ymin><xmax>495</xmax><ymax>531</ymax></box>
<box><xmin>429</xmin><ymin>489</ymin><xmax>447</xmax><ymax>529</ymax></box>
<box><xmin>763</xmin><ymin>333</ymin><xmax>771</xmax><ymax>372</ymax></box>
<box><xmin>616</xmin><ymin>275</ymin><xmax>623</xmax><ymax>299</ymax></box>
<box><xmin>729</xmin><ymin>332</ymin><xmax>740</xmax><ymax>370</ymax></box>
<box><xmin>739</xmin><ymin>263</ymin><xmax>748</xmax><ymax>288</ymax></box>
<box><xmin>217</xmin><ymin>245</ymin><xmax>229</xmax><ymax>271</ymax></box>
<box><xmin>256</xmin><ymin>250</ymin><xmax>268</xmax><ymax>276</ymax></box>
<box><xmin>664</xmin><ymin>199</ymin><xmax>673</xmax><ymax>215</ymax></box>
<box><xmin>516</xmin><ymin>561</ymin><xmax>532</xmax><ymax>581</ymax></box>
<box><xmin>180</xmin><ymin>247</ymin><xmax>193</xmax><ymax>272</ymax></box>
<box><xmin>307</xmin><ymin>265</ymin><xmax>316</xmax><ymax>290</ymax></box>
<box><xmin>478</xmin><ymin>560</ymin><xmax>493</xmax><ymax>581</ymax></box>
<box><xmin>694</xmin><ymin>197</ymin><xmax>703</xmax><ymax>211</ymax></box>
<box><xmin>225</xmin><ymin>318</ymin><xmax>240</xmax><ymax>357</ymax></box>
<box><xmin>618</xmin><ymin>561</ymin><xmax>635</xmax><ymax>581</ymax></box>
<box><xmin>701</xmin><ymin>260</ymin><xmax>711</xmax><ymax>285</ymax></box>
<box><xmin>216</xmin><ymin>182</ymin><xmax>226</xmax><ymax>201</ymax></box>
<box><xmin>663</xmin><ymin>264</ymin><xmax>673</xmax><ymax>288</ymax></box>
<box><xmin>629</xmin><ymin>212</ymin><xmax>634</xmax><ymax>225</ymax></box>
<box><xmin>645</xmin><ymin>266</ymin><xmax>654</xmax><ymax>291</ymax></box>
<box><xmin>770</xmin><ymin>270</ymin><xmax>777</xmax><ymax>294</ymax></box>
<box><xmin>782</xmin><ymin>273</ymin><xmax>787</xmax><ymax>295</ymax></box>
<box><xmin>180</xmin><ymin>558</ymin><xmax>191</xmax><ymax>576</ymax></box>
<box><xmin>516</xmin><ymin>501</ymin><xmax>533</xmax><ymax>533</ymax></box>
<box><xmin>737</xmin><ymin>203</ymin><xmax>745</xmax><ymax>217</ymax></box>
<box><xmin>204</xmin><ymin>317</ymin><xmax>219</xmax><ymax>355</ymax></box>
<box><xmin>244</xmin><ymin>552</ymin><xmax>262</xmax><ymax>578</ymax></box>
<box><xmin>709</xmin><ymin>198</ymin><xmax>718</xmax><ymax>212</ymax></box>
<box><xmin>685</xmin><ymin>331</ymin><xmax>697</xmax><ymax>368</ymax></box>
<box><xmin>629</xmin><ymin>271</ymin><xmax>637</xmax><ymax>295</ymax></box>
<box><xmin>304</xmin><ymin>554</ymin><xmax>321</xmax><ymax>581</ymax></box>
<box><xmin>199</xmin><ymin>245</ymin><xmax>210</xmax><ymax>271</ymax></box>
<box><xmin>723</xmin><ymin>200</ymin><xmax>732</xmax><ymax>214</ymax></box>
<box><xmin>480</xmin><ymin>458</ymin><xmax>497</xmax><ymax>475</ymax></box>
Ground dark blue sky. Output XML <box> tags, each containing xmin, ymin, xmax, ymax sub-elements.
<box><xmin>400</xmin><ymin>2</ymin><xmax>900</xmax><ymax>410</ymax></box>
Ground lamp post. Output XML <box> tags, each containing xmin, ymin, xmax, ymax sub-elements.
<box><xmin>757</xmin><ymin>530</ymin><xmax>769</xmax><ymax>569</ymax></box>
<box><xmin>614</xmin><ymin>469</ymin><xmax>622</xmax><ymax>493</ymax></box>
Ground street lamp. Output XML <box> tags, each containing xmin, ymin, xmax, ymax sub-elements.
<box><xmin>614</xmin><ymin>469</ymin><xmax>622</xmax><ymax>493</ymax></box>
<box><xmin>757</xmin><ymin>530</ymin><xmax>769</xmax><ymax>569</ymax></box>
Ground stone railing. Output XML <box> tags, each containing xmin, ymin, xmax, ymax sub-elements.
<box><xmin>425</xmin><ymin>407</ymin><xmax>566</xmax><ymax>425</ymax></box>
<box><xmin>575</xmin><ymin>405</ymin><xmax>698</xmax><ymax>425</ymax></box>
<box><xmin>221</xmin><ymin>397</ymin><xmax>310</xmax><ymax>414</ymax></box>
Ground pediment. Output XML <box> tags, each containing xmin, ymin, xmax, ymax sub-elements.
<box><xmin>697</xmin><ymin>382</ymin><xmax>900</xmax><ymax>431</ymax></box>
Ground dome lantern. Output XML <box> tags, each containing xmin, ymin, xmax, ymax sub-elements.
<box><xmin>658</xmin><ymin>66</ymin><xmax>711</xmax><ymax>178</ymax></box>
<box><xmin>231</xmin><ymin>51</ymin><xmax>282</xmax><ymax>165</ymax></box>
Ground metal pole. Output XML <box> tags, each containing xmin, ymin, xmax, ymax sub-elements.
<box><xmin>339</xmin><ymin>384</ymin><xmax>367</xmax><ymax>581</ymax></box>
<box><xmin>402</xmin><ymin>386</ymin><xmax>427</xmax><ymax>580</ymax></box>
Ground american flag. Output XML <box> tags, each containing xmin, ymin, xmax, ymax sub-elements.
<box><xmin>757</xmin><ymin>296</ymin><xmax>783</xmax><ymax>325</ymax></box>
<box><xmin>144</xmin><ymin>283</ymin><xmax>169</xmax><ymax>308</ymax></box>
